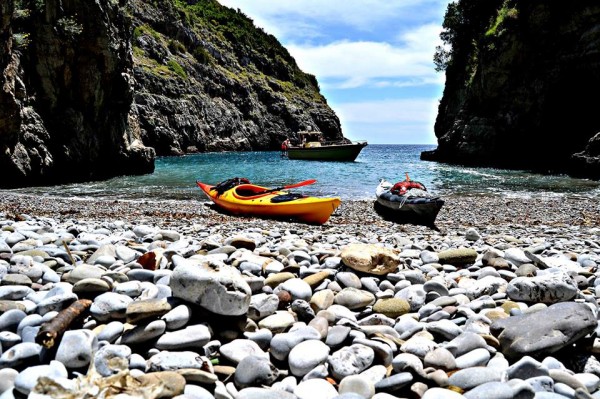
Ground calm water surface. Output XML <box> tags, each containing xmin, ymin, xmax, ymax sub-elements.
<box><xmin>5</xmin><ymin>145</ymin><xmax>600</xmax><ymax>201</ymax></box>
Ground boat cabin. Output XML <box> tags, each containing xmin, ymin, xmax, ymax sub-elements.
<box><xmin>297</xmin><ymin>131</ymin><xmax>323</xmax><ymax>148</ymax></box>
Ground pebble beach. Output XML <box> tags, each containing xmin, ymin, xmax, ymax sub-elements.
<box><xmin>0</xmin><ymin>192</ymin><xmax>599</xmax><ymax>399</ymax></box>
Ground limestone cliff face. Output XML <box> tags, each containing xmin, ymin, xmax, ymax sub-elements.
<box><xmin>422</xmin><ymin>0</ymin><xmax>600</xmax><ymax>180</ymax></box>
<box><xmin>0</xmin><ymin>0</ymin><xmax>154</xmax><ymax>188</ymax></box>
<box><xmin>127</xmin><ymin>0</ymin><xmax>342</xmax><ymax>155</ymax></box>
<box><xmin>0</xmin><ymin>0</ymin><xmax>343</xmax><ymax>188</ymax></box>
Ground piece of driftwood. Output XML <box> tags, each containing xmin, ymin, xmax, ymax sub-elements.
<box><xmin>36</xmin><ymin>299</ymin><xmax>93</xmax><ymax>348</ymax></box>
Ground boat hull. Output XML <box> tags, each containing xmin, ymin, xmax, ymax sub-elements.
<box><xmin>287</xmin><ymin>142</ymin><xmax>367</xmax><ymax>161</ymax></box>
<box><xmin>375</xmin><ymin>181</ymin><xmax>444</xmax><ymax>226</ymax></box>
<box><xmin>197</xmin><ymin>182</ymin><xmax>341</xmax><ymax>224</ymax></box>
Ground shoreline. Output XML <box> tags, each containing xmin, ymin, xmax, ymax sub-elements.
<box><xmin>1</xmin><ymin>192</ymin><xmax>598</xmax><ymax>234</ymax></box>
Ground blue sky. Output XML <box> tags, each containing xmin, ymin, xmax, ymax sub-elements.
<box><xmin>217</xmin><ymin>0</ymin><xmax>452</xmax><ymax>144</ymax></box>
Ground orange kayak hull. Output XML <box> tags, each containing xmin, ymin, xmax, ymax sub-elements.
<box><xmin>197</xmin><ymin>181</ymin><xmax>341</xmax><ymax>224</ymax></box>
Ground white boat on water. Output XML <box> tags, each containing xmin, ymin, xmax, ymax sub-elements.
<box><xmin>285</xmin><ymin>130</ymin><xmax>367</xmax><ymax>161</ymax></box>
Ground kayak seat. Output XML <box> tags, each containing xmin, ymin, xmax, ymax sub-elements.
<box><xmin>271</xmin><ymin>193</ymin><xmax>306</xmax><ymax>203</ymax></box>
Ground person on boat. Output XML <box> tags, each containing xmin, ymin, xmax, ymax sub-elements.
<box><xmin>281</xmin><ymin>138</ymin><xmax>290</xmax><ymax>157</ymax></box>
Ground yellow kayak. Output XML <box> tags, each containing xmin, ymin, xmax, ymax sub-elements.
<box><xmin>197</xmin><ymin>178</ymin><xmax>341</xmax><ymax>224</ymax></box>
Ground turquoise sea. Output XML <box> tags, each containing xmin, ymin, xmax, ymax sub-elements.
<box><xmin>5</xmin><ymin>145</ymin><xmax>600</xmax><ymax>201</ymax></box>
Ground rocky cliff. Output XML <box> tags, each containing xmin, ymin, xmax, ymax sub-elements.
<box><xmin>126</xmin><ymin>0</ymin><xmax>342</xmax><ymax>155</ymax></box>
<box><xmin>0</xmin><ymin>0</ymin><xmax>342</xmax><ymax>187</ymax></box>
<box><xmin>422</xmin><ymin>0</ymin><xmax>600</xmax><ymax>180</ymax></box>
<box><xmin>1</xmin><ymin>0</ymin><xmax>154</xmax><ymax>188</ymax></box>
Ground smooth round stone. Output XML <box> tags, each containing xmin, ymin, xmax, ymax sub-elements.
<box><xmin>147</xmin><ymin>351</ymin><xmax>211</xmax><ymax>372</ymax></box>
<box><xmin>161</xmin><ymin>304</ymin><xmax>191</xmax><ymax>330</ymax></box>
<box><xmin>448</xmin><ymin>367</ymin><xmax>503</xmax><ymax>390</ymax></box>
<box><xmin>220</xmin><ymin>339</ymin><xmax>268</xmax><ymax>365</ymax></box>
<box><xmin>113</xmin><ymin>281</ymin><xmax>143</xmax><ymax>297</ymax></box>
<box><xmin>237</xmin><ymin>387</ymin><xmax>297</xmax><ymax>399</ymax></box>
<box><xmin>0</xmin><ymin>331</ymin><xmax>21</xmax><ymax>350</ymax></box>
<box><xmin>35</xmin><ymin>293</ymin><xmax>78</xmax><ymax>315</ymax></box>
<box><xmin>292</xmin><ymin>299</ymin><xmax>316</xmax><ymax>321</ymax></box>
<box><xmin>288</xmin><ymin>339</ymin><xmax>330</xmax><ymax>377</ymax></box>
<box><xmin>72</xmin><ymin>278</ymin><xmax>111</xmax><ymax>295</ymax></box>
<box><xmin>0</xmin><ymin>274</ymin><xmax>32</xmax><ymax>287</ymax></box>
<box><xmin>258</xmin><ymin>311</ymin><xmax>296</xmax><ymax>333</ymax></box>
<box><xmin>94</xmin><ymin>255</ymin><xmax>116</xmax><ymax>267</ymax></box>
<box><xmin>455</xmin><ymin>348</ymin><xmax>491</xmax><ymax>369</ymax></box>
<box><xmin>422</xmin><ymin>387</ymin><xmax>466</xmax><ymax>398</ymax></box>
<box><xmin>310</xmin><ymin>289</ymin><xmax>334</xmax><ymax>312</ymax></box>
<box><xmin>372</xmin><ymin>298</ymin><xmax>410</xmax><ymax>318</ymax></box>
<box><xmin>327</xmin><ymin>304</ymin><xmax>357</xmax><ymax>322</ymax></box>
<box><xmin>94</xmin><ymin>344</ymin><xmax>131</xmax><ymax>377</ymax></box>
<box><xmin>424</xmin><ymin>347</ymin><xmax>457</xmax><ymax>371</ymax></box>
<box><xmin>400</xmin><ymin>336</ymin><xmax>438</xmax><ymax>358</ymax></box>
<box><xmin>136</xmin><ymin>371</ymin><xmax>186</xmax><ymax>398</ymax></box>
<box><xmin>248</xmin><ymin>293</ymin><xmax>279</xmax><ymax>321</ymax></box>
<box><xmin>129</xmin><ymin>353</ymin><xmax>147</xmax><ymax>370</ymax></box>
<box><xmin>0</xmin><ymin>369</ymin><xmax>18</xmax><ymax>394</ymax></box>
<box><xmin>277</xmin><ymin>278</ymin><xmax>312</xmax><ymax>301</ymax></box>
<box><xmin>170</xmin><ymin>259</ymin><xmax>251</xmax><ymax>316</ymax></box>
<box><xmin>0</xmin><ymin>286</ymin><xmax>33</xmax><ymax>300</ymax></box>
<box><xmin>294</xmin><ymin>378</ymin><xmax>338</xmax><ymax>399</ymax></box>
<box><xmin>55</xmin><ymin>329</ymin><xmax>98</xmax><ymax>369</ymax></box>
<box><xmin>264</xmin><ymin>272</ymin><xmax>295</xmax><ymax>288</ymax></box>
<box><xmin>0</xmin><ymin>301</ymin><xmax>26</xmax><ymax>313</ymax></box>
<box><xmin>394</xmin><ymin>316</ymin><xmax>424</xmax><ymax>340</ymax></box>
<box><xmin>90</xmin><ymin>292</ymin><xmax>133</xmax><ymax>321</ymax></box>
<box><xmin>96</xmin><ymin>321</ymin><xmax>124</xmax><ymax>343</ymax></box>
<box><xmin>506</xmin><ymin>356</ymin><xmax>548</xmax><ymax>380</ymax></box>
<box><xmin>244</xmin><ymin>329</ymin><xmax>273</xmax><ymax>351</ymax></box>
<box><xmin>336</xmin><ymin>272</ymin><xmax>362</xmax><ymax>289</ymax></box>
<box><xmin>395</xmin><ymin>285</ymin><xmax>426</xmax><ymax>311</ymax></box>
<box><xmin>0</xmin><ymin>342</ymin><xmax>42</xmax><ymax>368</ymax></box>
<box><xmin>234</xmin><ymin>355</ymin><xmax>279</xmax><ymax>389</ymax></box>
<box><xmin>423</xmin><ymin>280</ymin><xmax>449</xmax><ymax>296</ymax></box>
<box><xmin>120</xmin><ymin>320</ymin><xmax>166</xmax><ymax>345</ymax></box>
<box><xmin>339</xmin><ymin>375</ymin><xmax>376</xmax><ymax>398</ymax></box>
<box><xmin>270</xmin><ymin>326</ymin><xmax>322</xmax><ymax>361</ymax></box>
<box><xmin>575</xmin><ymin>373</ymin><xmax>600</xmax><ymax>392</ymax></box>
<box><xmin>127</xmin><ymin>269</ymin><xmax>156</xmax><ymax>282</ymax></box>
<box><xmin>426</xmin><ymin>319</ymin><xmax>463</xmax><ymax>340</ymax></box>
<box><xmin>374</xmin><ymin>372</ymin><xmax>413</xmax><ymax>393</ymax></box>
<box><xmin>325</xmin><ymin>325</ymin><xmax>351</xmax><ymax>348</ymax></box>
<box><xmin>329</xmin><ymin>344</ymin><xmax>375</xmax><ymax>380</ymax></box>
<box><xmin>0</xmin><ymin>309</ymin><xmax>26</xmax><ymax>332</ymax></box>
<box><xmin>17</xmin><ymin>313</ymin><xmax>42</xmax><ymax>335</ymax></box>
<box><xmin>126</xmin><ymin>298</ymin><xmax>173</xmax><ymax>324</ymax></box>
<box><xmin>462</xmin><ymin>381</ymin><xmax>513</xmax><ymax>399</ymax></box>
<box><xmin>115</xmin><ymin>246</ymin><xmax>138</xmax><ymax>263</ymax></box>
<box><xmin>155</xmin><ymin>324</ymin><xmax>211</xmax><ymax>350</ymax></box>
<box><xmin>392</xmin><ymin>353</ymin><xmax>426</xmax><ymax>377</ymax></box>
<box><xmin>65</xmin><ymin>264</ymin><xmax>105</xmax><ymax>283</ymax></box>
<box><xmin>444</xmin><ymin>332</ymin><xmax>488</xmax><ymax>357</ymax></box>
<box><xmin>302</xmin><ymin>271</ymin><xmax>331</xmax><ymax>288</ymax></box>
<box><xmin>334</xmin><ymin>287</ymin><xmax>375</xmax><ymax>310</ymax></box>
<box><xmin>14</xmin><ymin>360</ymin><xmax>67</xmax><ymax>396</ymax></box>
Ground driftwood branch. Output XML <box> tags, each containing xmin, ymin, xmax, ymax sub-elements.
<box><xmin>36</xmin><ymin>299</ymin><xmax>93</xmax><ymax>348</ymax></box>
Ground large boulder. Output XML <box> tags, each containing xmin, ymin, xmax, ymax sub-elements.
<box><xmin>340</xmin><ymin>244</ymin><xmax>401</xmax><ymax>275</ymax></box>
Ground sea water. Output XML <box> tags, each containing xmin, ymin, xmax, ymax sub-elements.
<box><xmin>5</xmin><ymin>145</ymin><xmax>600</xmax><ymax>201</ymax></box>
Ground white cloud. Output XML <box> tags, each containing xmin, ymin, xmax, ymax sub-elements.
<box><xmin>335</xmin><ymin>98</ymin><xmax>439</xmax><ymax>123</ymax></box>
<box><xmin>286</xmin><ymin>23</ymin><xmax>444</xmax><ymax>89</ymax></box>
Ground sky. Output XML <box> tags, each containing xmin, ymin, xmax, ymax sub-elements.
<box><xmin>217</xmin><ymin>0</ymin><xmax>453</xmax><ymax>144</ymax></box>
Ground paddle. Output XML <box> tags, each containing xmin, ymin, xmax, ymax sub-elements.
<box><xmin>263</xmin><ymin>179</ymin><xmax>317</xmax><ymax>194</ymax></box>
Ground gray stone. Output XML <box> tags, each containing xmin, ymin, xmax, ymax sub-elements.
<box><xmin>55</xmin><ymin>329</ymin><xmax>98</xmax><ymax>369</ymax></box>
<box><xmin>170</xmin><ymin>257</ymin><xmax>251</xmax><ymax>316</ymax></box>
<box><xmin>120</xmin><ymin>320</ymin><xmax>166</xmax><ymax>345</ymax></box>
<box><xmin>448</xmin><ymin>367</ymin><xmax>503</xmax><ymax>390</ymax></box>
<box><xmin>94</xmin><ymin>344</ymin><xmax>131</xmax><ymax>377</ymax></box>
<box><xmin>463</xmin><ymin>381</ymin><xmax>514</xmax><ymax>399</ymax></box>
<box><xmin>234</xmin><ymin>355</ymin><xmax>279</xmax><ymax>389</ymax></box>
<box><xmin>374</xmin><ymin>372</ymin><xmax>413</xmax><ymax>393</ymax></box>
<box><xmin>0</xmin><ymin>368</ymin><xmax>18</xmax><ymax>394</ymax></box>
<box><xmin>155</xmin><ymin>324</ymin><xmax>211</xmax><ymax>350</ymax></box>
<box><xmin>90</xmin><ymin>292</ymin><xmax>133</xmax><ymax>321</ymax></box>
<box><xmin>329</xmin><ymin>344</ymin><xmax>375</xmax><ymax>380</ymax></box>
<box><xmin>506</xmin><ymin>270</ymin><xmax>578</xmax><ymax>303</ymax></box>
<box><xmin>270</xmin><ymin>326</ymin><xmax>321</xmax><ymax>361</ymax></box>
<box><xmin>14</xmin><ymin>361</ymin><xmax>67</xmax><ymax>396</ymax></box>
<box><xmin>220</xmin><ymin>339</ymin><xmax>268</xmax><ymax>365</ymax></box>
<box><xmin>0</xmin><ymin>342</ymin><xmax>42</xmax><ymax>368</ymax></box>
<box><xmin>294</xmin><ymin>378</ymin><xmax>338</xmax><ymax>399</ymax></box>
<box><xmin>288</xmin><ymin>339</ymin><xmax>330</xmax><ymax>377</ymax></box>
<box><xmin>96</xmin><ymin>321</ymin><xmax>124</xmax><ymax>343</ymax></box>
<box><xmin>491</xmin><ymin>302</ymin><xmax>597</xmax><ymax>359</ymax></box>
<box><xmin>146</xmin><ymin>351</ymin><xmax>212</xmax><ymax>372</ymax></box>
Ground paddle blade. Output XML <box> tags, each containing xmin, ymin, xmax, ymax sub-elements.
<box><xmin>282</xmin><ymin>179</ymin><xmax>317</xmax><ymax>190</ymax></box>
